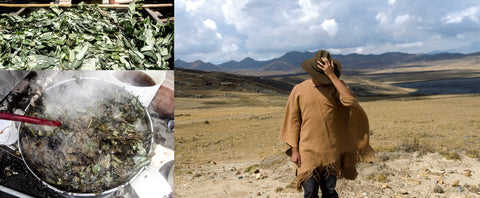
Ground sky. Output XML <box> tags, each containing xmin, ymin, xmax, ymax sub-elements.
<box><xmin>175</xmin><ymin>0</ymin><xmax>480</xmax><ymax>64</ymax></box>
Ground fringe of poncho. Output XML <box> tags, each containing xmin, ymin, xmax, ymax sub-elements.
<box><xmin>294</xmin><ymin>145</ymin><xmax>375</xmax><ymax>190</ymax></box>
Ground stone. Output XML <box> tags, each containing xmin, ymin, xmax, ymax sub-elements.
<box><xmin>437</xmin><ymin>177</ymin><xmax>444</xmax><ymax>184</ymax></box>
<box><xmin>464</xmin><ymin>169</ymin><xmax>472</xmax><ymax>177</ymax></box>
<box><xmin>382</xmin><ymin>184</ymin><xmax>389</xmax><ymax>189</ymax></box>
<box><xmin>235</xmin><ymin>170</ymin><xmax>241</xmax><ymax>175</ymax></box>
<box><xmin>187</xmin><ymin>175</ymin><xmax>194</xmax><ymax>180</ymax></box>
<box><xmin>193</xmin><ymin>172</ymin><xmax>202</xmax><ymax>177</ymax></box>
<box><xmin>210</xmin><ymin>161</ymin><xmax>216</xmax><ymax>165</ymax></box>
<box><xmin>229</xmin><ymin>167</ymin><xmax>237</xmax><ymax>171</ymax></box>
<box><xmin>238</xmin><ymin>176</ymin><xmax>244</xmax><ymax>179</ymax></box>
<box><xmin>433</xmin><ymin>185</ymin><xmax>444</xmax><ymax>193</ymax></box>
<box><xmin>452</xmin><ymin>180</ymin><xmax>459</xmax><ymax>187</ymax></box>
<box><xmin>255</xmin><ymin>173</ymin><xmax>266</xmax><ymax>179</ymax></box>
<box><xmin>397</xmin><ymin>189</ymin><xmax>408</xmax><ymax>194</ymax></box>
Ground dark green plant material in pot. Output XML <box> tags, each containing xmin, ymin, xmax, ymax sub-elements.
<box><xmin>19</xmin><ymin>78</ymin><xmax>153</xmax><ymax>194</ymax></box>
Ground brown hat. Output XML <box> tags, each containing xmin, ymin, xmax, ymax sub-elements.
<box><xmin>301</xmin><ymin>50</ymin><xmax>341</xmax><ymax>84</ymax></box>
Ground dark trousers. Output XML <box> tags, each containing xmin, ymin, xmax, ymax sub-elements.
<box><xmin>302</xmin><ymin>167</ymin><xmax>338</xmax><ymax>198</ymax></box>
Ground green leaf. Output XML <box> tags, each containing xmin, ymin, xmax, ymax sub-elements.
<box><xmin>80</xmin><ymin>58</ymin><xmax>98</xmax><ymax>70</ymax></box>
<box><xmin>76</xmin><ymin>45</ymin><xmax>89</xmax><ymax>60</ymax></box>
<box><xmin>0</xmin><ymin>2</ymin><xmax>173</xmax><ymax>70</ymax></box>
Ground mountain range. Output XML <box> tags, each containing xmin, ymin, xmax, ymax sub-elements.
<box><xmin>175</xmin><ymin>51</ymin><xmax>480</xmax><ymax>73</ymax></box>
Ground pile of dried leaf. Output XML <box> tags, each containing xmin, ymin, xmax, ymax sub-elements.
<box><xmin>20</xmin><ymin>79</ymin><xmax>152</xmax><ymax>193</ymax></box>
<box><xmin>0</xmin><ymin>3</ymin><xmax>173</xmax><ymax>70</ymax></box>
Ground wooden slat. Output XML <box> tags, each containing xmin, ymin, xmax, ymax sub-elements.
<box><xmin>14</xmin><ymin>7</ymin><xmax>25</xmax><ymax>15</ymax></box>
<box><xmin>161</xmin><ymin>16</ymin><xmax>173</xmax><ymax>23</ymax></box>
<box><xmin>0</xmin><ymin>3</ymin><xmax>172</xmax><ymax>8</ymax></box>
<box><xmin>145</xmin><ymin>8</ymin><xmax>163</xmax><ymax>24</ymax></box>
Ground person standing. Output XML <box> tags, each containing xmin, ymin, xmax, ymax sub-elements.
<box><xmin>280</xmin><ymin>50</ymin><xmax>374</xmax><ymax>198</ymax></box>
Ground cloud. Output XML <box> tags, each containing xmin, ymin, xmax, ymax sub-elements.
<box><xmin>321</xmin><ymin>19</ymin><xmax>339</xmax><ymax>37</ymax></box>
<box><xmin>442</xmin><ymin>6</ymin><xmax>480</xmax><ymax>24</ymax></box>
<box><xmin>388</xmin><ymin>0</ymin><xmax>396</xmax><ymax>5</ymax></box>
<box><xmin>376</xmin><ymin>12</ymin><xmax>388</xmax><ymax>24</ymax></box>
<box><xmin>221</xmin><ymin>44</ymin><xmax>239</xmax><ymax>53</ymax></box>
<box><xmin>297</xmin><ymin>0</ymin><xmax>329</xmax><ymax>21</ymax></box>
<box><xmin>394</xmin><ymin>14</ymin><xmax>410</xmax><ymax>24</ymax></box>
<box><xmin>329</xmin><ymin>41</ymin><xmax>424</xmax><ymax>55</ymax></box>
<box><xmin>185</xmin><ymin>0</ymin><xmax>204</xmax><ymax>12</ymax></box>
<box><xmin>202</xmin><ymin>19</ymin><xmax>217</xmax><ymax>30</ymax></box>
<box><xmin>221</xmin><ymin>0</ymin><xmax>250</xmax><ymax>33</ymax></box>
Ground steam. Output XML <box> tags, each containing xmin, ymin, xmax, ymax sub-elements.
<box><xmin>40</xmin><ymin>78</ymin><xmax>121</xmax><ymax>122</ymax></box>
<box><xmin>25</xmin><ymin>70</ymin><xmax>153</xmax><ymax>135</ymax></box>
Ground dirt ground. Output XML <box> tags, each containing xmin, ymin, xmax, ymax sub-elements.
<box><xmin>175</xmin><ymin>152</ymin><xmax>480</xmax><ymax>198</ymax></box>
<box><xmin>175</xmin><ymin>92</ymin><xmax>480</xmax><ymax>197</ymax></box>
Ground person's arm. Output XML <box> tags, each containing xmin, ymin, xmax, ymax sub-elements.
<box><xmin>317</xmin><ymin>57</ymin><xmax>355</xmax><ymax>98</ymax></box>
<box><xmin>279</xmin><ymin>86</ymin><xmax>302</xmax><ymax>166</ymax></box>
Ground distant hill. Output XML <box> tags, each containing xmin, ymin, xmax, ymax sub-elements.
<box><xmin>175</xmin><ymin>67</ymin><xmax>422</xmax><ymax>98</ymax></box>
<box><xmin>175</xmin><ymin>68</ymin><xmax>294</xmax><ymax>98</ymax></box>
<box><xmin>175</xmin><ymin>51</ymin><xmax>480</xmax><ymax>73</ymax></box>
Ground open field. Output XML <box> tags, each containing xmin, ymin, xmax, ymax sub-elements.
<box><xmin>175</xmin><ymin>90</ymin><xmax>480</xmax><ymax>197</ymax></box>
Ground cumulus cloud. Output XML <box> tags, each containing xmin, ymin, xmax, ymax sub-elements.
<box><xmin>388</xmin><ymin>0</ymin><xmax>396</xmax><ymax>5</ymax></box>
<box><xmin>221</xmin><ymin>0</ymin><xmax>250</xmax><ymax>33</ymax></box>
<box><xmin>442</xmin><ymin>6</ymin><xmax>480</xmax><ymax>24</ymax></box>
<box><xmin>202</xmin><ymin>19</ymin><xmax>217</xmax><ymax>30</ymax></box>
<box><xmin>185</xmin><ymin>0</ymin><xmax>204</xmax><ymax>12</ymax></box>
<box><xmin>321</xmin><ymin>19</ymin><xmax>339</xmax><ymax>37</ymax></box>
<box><xmin>298</xmin><ymin>0</ymin><xmax>329</xmax><ymax>21</ymax></box>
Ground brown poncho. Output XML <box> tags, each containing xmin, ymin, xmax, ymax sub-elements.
<box><xmin>280</xmin><ymin>80</ymin><xmax>374</xmax><ymax>190</ymax></box>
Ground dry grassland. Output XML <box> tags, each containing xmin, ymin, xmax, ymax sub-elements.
<box><xmin>364</xmin><ymin>94</ymin><xmax>480</xmax><ymax>154</ymax></box>
<box><xmin>175</xmin><ymin>92</ymin><xmax>286</xmax><ymax>168</ymax></box>
<box><xmin>176</xmin><ymin>92</ymin><xmax>480</xmax><ymax>172</ymax></box>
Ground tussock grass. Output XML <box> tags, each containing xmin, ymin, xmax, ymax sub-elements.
<box><xmin>440</xmin><ymin>152</ymin><xmax>462</xmax><ymax>161</ymax></box>
<box><xmin>244</xmin><ymin>164</ymin><xmax>259</xmax><ymax>174</ymax></box>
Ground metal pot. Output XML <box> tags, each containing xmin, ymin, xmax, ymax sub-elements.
<box><xmin>17</xmin><ymin>77</ymin><xmax>154</xmax><ymax>197</ymax></box>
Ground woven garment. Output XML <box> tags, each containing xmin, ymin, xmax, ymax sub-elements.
<box><xmin>279</xmin><ymin>80</ymin><xmax>374</xmax><ymax>190</ymax></box>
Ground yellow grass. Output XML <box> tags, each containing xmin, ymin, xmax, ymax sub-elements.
<box><xmin>364</xmin><ymin>94</ymin><xmax>480</xmax><ymax>152</ymax></box>
<box><xmin>175</xmin><ymin>91</ymin><xmax>480</xmax><ymax>175</ymax></box>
